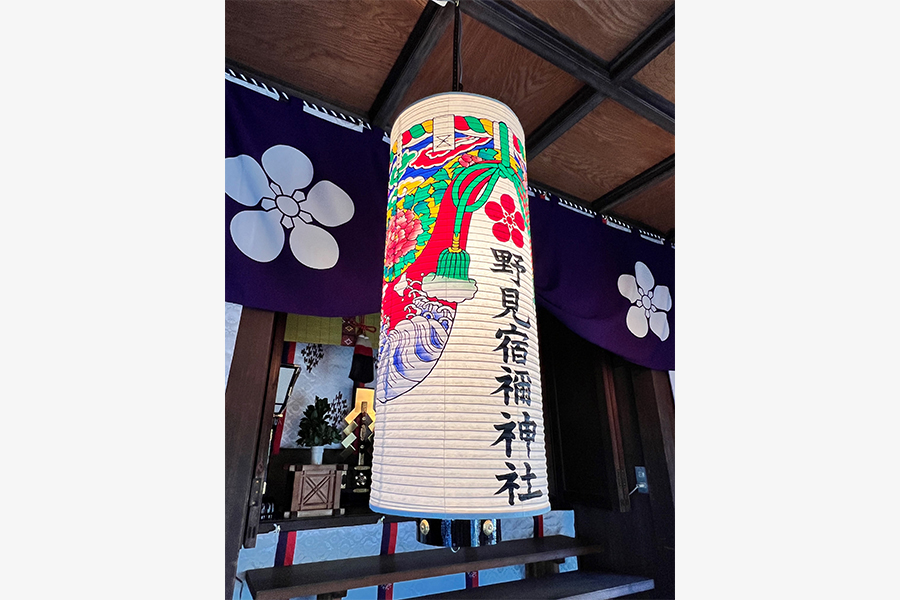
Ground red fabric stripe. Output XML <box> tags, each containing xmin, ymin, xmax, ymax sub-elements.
<box><xmin>466</xmin><ymin>571</ymin><xmax>479</xmax><ymax>588</ymax></box>
<box><xmin>283</xmin><ymin>531</ymin><xmax>296</xmax><ymax>566</ymax></box>
<box><xmin>353</xmin><ymin>345</ymin><xmax>373</xmax><ymax>357</ymax></box>
<box><xmin>378</xmin><ymin>520</ymin><xmax>397</xmax><ymax>600</ymax></box>
<box><xmin>388</xmin><ymin>522</ymin><xmax>398</xmax><ymax>554</ymax></box>
<box><xmin>537</xmin><ymin>515</ymin><xmax>544</xmax><ymax>538</ymax></box>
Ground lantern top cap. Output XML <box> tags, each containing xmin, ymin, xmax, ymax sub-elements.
<box><xmin>398</xmin><ymin>91</ymin><xmax>516</xmax><ymax>115</ymax></box>
<box><xmin>392</xmin><ymin>92</ymin><xmax>523</xmax><ymax>139</ymax></box>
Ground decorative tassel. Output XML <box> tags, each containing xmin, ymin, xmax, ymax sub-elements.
<box><xmin>349</xmin><ymin>334</ymin><xmax>374</xmax><ymax>383</ymax></box>
<box><xmin>435</xmin><ymin>242</ymin><xmax>470</xmax><ymax>280</ymax></box>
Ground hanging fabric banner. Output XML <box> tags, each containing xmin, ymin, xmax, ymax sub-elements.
<box><xmin>225</xmin><ymin>79</ymin><xmax>389</xmax><ymax>317</ymax></box>
<box><xmin>529</xmin><ymin>188</ymin><xmax>675</xmax><ymax>371</ymax></box>
<box><xmin>225</xmin><ymin>77</ymin><xmax>674</xmax><ymax>371</ymax></box>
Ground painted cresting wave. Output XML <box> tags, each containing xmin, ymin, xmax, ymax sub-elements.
<box><xmin>377</xmin><ymin>295</ymin><xmax>454</xmax><ymax>401</ymax></box>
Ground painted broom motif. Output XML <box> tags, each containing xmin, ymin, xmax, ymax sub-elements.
<box><xmin>378</xmin><ymin>113</ymin><xmax>528</xmax><ymax>401</ymax></box>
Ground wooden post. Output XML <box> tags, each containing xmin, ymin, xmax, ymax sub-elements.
<box><xmin>632</xmin><ymin>369</ymin><xmax>674</xmax><ymax>502</ymax></box>
<box><xmin>631</xmin><ymin>366</ymin><xmax>675</xmax><ymax>597</ymax></box>
<box><xmin>600</xmin><ymin>354</ymin><xmax>631</xmax><ymax>512</ymax></box>
<box><xmin>225</xmin><ymin>308</ymin><xmax>286</xmax><ymax>599</ymax></box>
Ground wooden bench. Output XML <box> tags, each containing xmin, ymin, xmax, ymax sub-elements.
<box><xmin>417</xmin><ymin>570</ymin><xmax>655</xmax><ymax>599</ymax></box>
<box><xmin>244</xmin><ymin>535</ymin><xmax>603</xmax><ymax>600</ymax></box>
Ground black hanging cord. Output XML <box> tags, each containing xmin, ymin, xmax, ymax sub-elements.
<box><xmin>452</xmin><ymin>0</ymin><xmax>463</xmax><ymax>92</ymax></box>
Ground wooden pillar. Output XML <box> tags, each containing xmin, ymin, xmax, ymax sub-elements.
<box><xmin>600</xmin><ymin>355</ymin><xmax>631</xmax><ymax>512</ymax></box>
<box><xmin>225</xmin><ymin>308</ymin><xmax>286</xmax><ymax>599</ymax></box>
<box><xmin>631</xmin><ymin>367</ymin><xmax>675</xmax><ymax>597</ymax></box>
<box><xmin>631</xmin><ymin>369</ymin><xmax>674</xmax><ymax>502</ymax></box>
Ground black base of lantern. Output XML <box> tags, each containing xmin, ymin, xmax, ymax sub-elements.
<box><xmin>415</xmin><ymin>518</ymin><xmax>500</xmax><ymax>548</ymax></box>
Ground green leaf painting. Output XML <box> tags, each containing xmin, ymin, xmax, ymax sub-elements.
<box><xmin>463</xmin><ymin>116</ymin><xmax>486</xmax><ymax>133</ymax></box>
<box><xmin>389</xmin><ymin>151</ymin><xmax>416</xmax><ymax>188</ymax></box>
<box><xmin>478</xmin><ymin>148</ymin><xmax>498</xmax><ymax>161</ymax></box>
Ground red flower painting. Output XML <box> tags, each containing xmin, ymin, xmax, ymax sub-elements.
<box><xmin>385</xmin><ymin>208</ymin><xmax>423</xmax><ymax>267</ymax></box>
<box><xmin>457</xmin><ymin>153</ymin><xmax>482</xmax><ymax>168</ymax></box>
<box><xmin>485</xmin><ymin>193</ymin><xmax>525</xmax><ymax>248</ymax></box>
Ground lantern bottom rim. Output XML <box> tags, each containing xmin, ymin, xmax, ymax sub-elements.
<box><xmin>368</xmin><ymin>502</ymin><xmax>550</xmax><ymax>521</ymax></box>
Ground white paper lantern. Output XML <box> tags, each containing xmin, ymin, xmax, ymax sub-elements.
<box><xmin>371</xmin><ymin>92</ymin><xmax>550</xmax><ymax>521</ymax></box>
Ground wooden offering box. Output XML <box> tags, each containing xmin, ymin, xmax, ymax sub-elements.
<box><xmin>285</xmin><ymin>464</ymin><xmax>348</xmax><ymax>518</ymax></box>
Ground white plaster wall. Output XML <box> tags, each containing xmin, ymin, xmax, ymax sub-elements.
<box><xmin>279</xmin><ymin>343</ymin><xmax>354</xmax><ymax>449</ymax></box>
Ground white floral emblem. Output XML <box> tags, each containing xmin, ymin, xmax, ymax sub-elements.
<box><xmin>225</xmin><ymin>144</ymin><xmax>354</xmax><ymax>269</ymax></box>
<box><xmin>618</xmin><ymin>261</ymin><xmax>672</xmax><ymax>341</ymax></box>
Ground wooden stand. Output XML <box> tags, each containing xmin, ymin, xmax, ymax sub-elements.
<box><xmin>244</xmin><ymin>535</ymin><xmax>635</xmax><ymax>600</ymax></box>
<box><xmin>285</xmin><ymin>464</ymin><xmax>348</xmax><ymax>518</ymax></box>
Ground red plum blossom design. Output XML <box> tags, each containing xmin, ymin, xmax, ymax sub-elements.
<box><xmin>485</xmin><ymin>193</ymin><xmax>525</xmax><ymax>248</ymax></box>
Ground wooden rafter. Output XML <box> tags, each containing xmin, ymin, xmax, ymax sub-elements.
<box><xmin>608</xmin><ymin>4</ymin><xmax>675</xmax><ymax>83</ymax></box>
<box><xmin>526</xmin><ymin>85</ymin><xmax>608</xmax><ymax>158</ymax></box>
<box><xmin>591</xmin><ymin>154</ymin><xmax>675</xmax><ymax>213</ymax></box>
<box><xmin>460</xmin><ymin>0</ymin><xmax>674</xmax><ymax>133</ymax></box>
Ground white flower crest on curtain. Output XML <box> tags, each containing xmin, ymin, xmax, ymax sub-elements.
<box><xmin>225</xmin><ymin>144</ymin><xmax>355</xmax><ymax>269</ymax></box>
<box><xmin>618</xmin><ymin>261</ymin><xmax>672</xmax><ymax>341</ymax></box>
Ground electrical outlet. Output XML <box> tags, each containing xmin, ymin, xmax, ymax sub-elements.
<box><xmin>635</xmin><ymin>466</ymin><xmax>649</xmax><ymax>494</ymax></box>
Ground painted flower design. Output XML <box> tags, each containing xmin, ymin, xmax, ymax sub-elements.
<box><xmin>457</xmin><ymin>153</ymin><xmax>483</xmax><ymax>168</ymax></box>
<box><xmin>225</xmin><ymin>144</ymin><xmax>354</xmax><ymax>269</ymax></box>
<box><xmin>385</xmin><ymin>208</ymin><xmax>423</xmax><ymax>268</ymax></box>
<box><xmin>485</xmin><ymin>193</ymin><xmax>525</xmax><ymax>248</ymax></box>
<box><xmin>618</xmin><ymin>261</ymin><xmax>672</xmax><ymax>341</ymax></box>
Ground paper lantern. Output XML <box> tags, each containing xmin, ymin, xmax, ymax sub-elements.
<box><xmin>371</xmin><ymin>92</ymin><xmax>550</xmax><ymax>527</ymax></box>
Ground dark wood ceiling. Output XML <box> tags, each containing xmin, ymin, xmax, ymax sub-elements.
<box><xmin>225</xmin><ymin>0</ymin><xmax>675</xmax><ymax>237</ymax></box>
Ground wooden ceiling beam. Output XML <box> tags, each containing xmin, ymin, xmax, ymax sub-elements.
<box><xmin>461</xmin><ymin>0</ymin><xmax>612</xmax><ymax>89</ymax></box>
<box><xmin>461</xmin><ymin>0</ymin><xmax>674</xmax><ymax>134</ymax></box>
<box><xmin>590</xmin><ymin>154</ymin><xmax>674</xmax><ymax>213</ymax></box>
<box><xmin>608</xmin><ymin>5</ymin><xmax>675</xmax><ymax>83</ymax></box>
<box><xmin>369</xmin><ymin>1</ymin><xmax>455</xmax><ymax>131</ymax></box>
<box><xmin>526</xmin><ymin>85</ymin><xmax>607</xmax><ymax>158</ymax></box>
<box><xmin>612</xmin><ymin>81</ymin><xmax>674</xmax><ymax>133</ymax></box>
